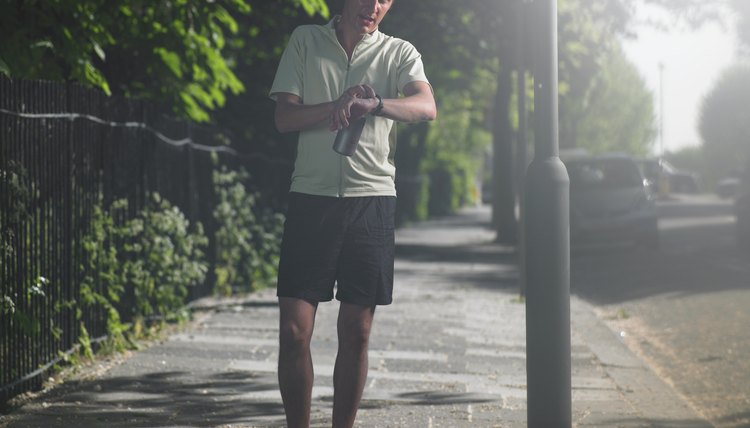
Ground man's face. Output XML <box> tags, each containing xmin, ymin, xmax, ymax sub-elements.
<box><xmin>341</xmin><ymin>0</ymin><xmax>393</xmax><ymax>34</ymax></box>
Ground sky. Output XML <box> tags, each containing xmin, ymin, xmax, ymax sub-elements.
<box><xmin>621</xmin><ymin>2</ymin><xmax>737</xmax><ymax>155</ymax></box>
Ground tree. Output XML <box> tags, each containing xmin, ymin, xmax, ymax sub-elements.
<box><xmin>730</xmin><ymin>0</ymin><xmax>750</xmax><ymax>56</ymax></box>
<box><xmin>572</xmin><ymin>45</ymin><xmax>656</xmax><ymax>155</ymax></box>
<box><xmin>0</xmin><ymin>0</ymin><xmax>329</xmax><ymax>122</ymax></box>
<box><xmin>213</xmin><ymin>1</ymin><xmax>330</xmax><ymax>159</ymax></box>
<box><xmin>376</xmin><ymin>0</ymin><xmax>652</xmax><ymax>226</ymax></box>
<box><xmin>557</xmin><ymin>0</ymin><xmax>637</xmax><ymax>150</ymax></box>
<box><xmin>646</xmin><ymin>0</ymin><xmax>748</xmax><ymax>55</ymax></box>
<box><xmin>489</xmin><ymin>0</ymin><xmax>522</xmax><ymax>243</ymax></box>
<box><xmin>698</xmin><ymin>64</ymin><xmax>750</xmax><ymax>185</ymax></box>
<box><xmin>379</xmin><ymin>0</ymin><xmax>497</xmax><ymax>222</ymax></box>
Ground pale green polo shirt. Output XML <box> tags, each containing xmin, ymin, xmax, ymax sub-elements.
<box><xmin>270</xmin><ymin>17</ymin><xmax>430</xmax><ymax>197</ymax></box>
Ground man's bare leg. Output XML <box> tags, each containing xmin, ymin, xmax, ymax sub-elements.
<box><xmin>278</xmin><ymin>297</ymin><xmax>318</xmax><ymax>428</ymax></box>
<box><xmin>332</xmin><ymin>302</ymin><xmax>376</xmax><ymax>428</ymax></box>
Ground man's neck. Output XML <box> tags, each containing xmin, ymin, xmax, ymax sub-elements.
<box><xmin>335</xmin><ymin>16</ymin><xmax>367</xmax><ymax>59</ymax></box>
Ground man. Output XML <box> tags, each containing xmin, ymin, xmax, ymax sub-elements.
<box><xmin>269</xmin><ymin>0</ymin><xmax>436</xmax><ymax>426</ymax></box>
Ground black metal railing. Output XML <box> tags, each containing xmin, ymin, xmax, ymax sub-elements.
<box><xmin>0</xmin><ymin>76</ymin><xmax>291</xmax><ymax>404</ymax></box>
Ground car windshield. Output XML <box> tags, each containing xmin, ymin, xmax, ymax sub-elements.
<box><xmin>567</xmin><ymin>159</ymin><xmax>643</xmax><ymax>190</ymax></box>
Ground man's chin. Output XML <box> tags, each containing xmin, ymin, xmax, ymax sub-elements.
<box><xmin>355</xmin><ymin>17</ymin><xmax>377</xmax><ymax>31</ymax></box>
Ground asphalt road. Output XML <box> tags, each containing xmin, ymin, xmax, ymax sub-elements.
<box><xmin>571</xmin><ymin>194</ymin><xmax>750</xmax><ymax>428</ymax></box>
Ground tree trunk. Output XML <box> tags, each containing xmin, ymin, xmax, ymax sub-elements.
<box><xmin>492</xmin><ymin>52</ymin><xmax>518</xmax><ymax>244</ymax></box>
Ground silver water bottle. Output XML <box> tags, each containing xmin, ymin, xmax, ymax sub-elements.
<box><xmin>332</xmin><ymin>116</ymin><xmax>366</xmax><ymax>156</ymax></box>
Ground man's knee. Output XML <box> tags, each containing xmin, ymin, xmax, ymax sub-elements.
<box><xmin>337</xmin><ymin>303</ymin><xmax>375</xmax><ymax>351</ymax></box>
<box><xmin>279</xmin><ymin>322</ymin><xmax>313</xmax><ymax>356</ymax></box>
<box><xmin>338</xmin><ymin>322</ymin><xmax>372</xmax><ymax>351</ymax></box>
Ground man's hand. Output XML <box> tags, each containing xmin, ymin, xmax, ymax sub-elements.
<box><xmin>330</xmin><ymin>84</ymin><xmax>377</xmax><ymax>131</ymax></box>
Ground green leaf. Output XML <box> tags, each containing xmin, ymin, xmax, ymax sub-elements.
<box><xmin>92</xmin><ymin>41</ymin><xmax>106</xmax><ymax>61</ymax></box>
<box><xmin>228</xmin><ymin>0</ymin><xmax>251</xmax><ymax>14</ymax></box>
<box><xmin>83</xmin><ymin>61</ymin><xmax>111</xmax><ymax>95</ymax></box>
<box><xmin>32</xmin><ymin>40</ymin><xmax>54</xmax><ymax>49</ymax></box>
<box><xmin>213</xmin><ymin>6</ymin><xmax>239</xmax><ymax>34</ymax></box>
<box><xmin>0</xmin><ymin>56</ymin><xmax>10</xmax><ymax>76</ymax></box>
<box><xmin>299</xmin><ymin>0</ymin><xmax>330</xmax><ymax>18</ymax></box>
<box><xmin>2</xmin><ymin>295</ymin><xmax>15</xmax><ymax>314</ymax></box>
<box><xmin>155</xmin><ymin>48</ymin><xmax>182</xmax><ymax>78</ymax></box>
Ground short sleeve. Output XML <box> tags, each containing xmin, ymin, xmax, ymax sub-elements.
<box><xmin>269</xmin><ymin>27</ymin><xmax>306</xmax><ymax>101</ymax></box>
<box><xmin>396</xmin><ymin>42</ymin><xmax>430</xmax><ymax>95</ymax></box>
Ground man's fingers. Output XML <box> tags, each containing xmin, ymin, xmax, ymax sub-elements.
<box><xmin>346</xmin><ymin>87</ymin><xmax>362</xmax><ymax>98</ymax></box>
<box><xmin>331</xmin><ymin>88</ymin><xmax>371</xmax><ymax>130</ymax></box>
<box><xmin>340</xmin><ymin>107</ymin><xmax>350</xmax><ymax>128</ymax></box>
<box><xmin>345</xmin><ymin>84</ymin><xmax>375</xmax><ymax>99</ymax></box>
<box><xmin>334</xmin><ymin>103</ymin><xmax>348</xmax><ymax>129</ymax></box>
<box><xmin>330</xmin><ymin>111</ymin><xmax>339</xmax><ymax>131</ymax></box>
<box><xmin>362</xmin><ymin>84</ymin><xmax>376</xmax><ymax>99</ymax></box>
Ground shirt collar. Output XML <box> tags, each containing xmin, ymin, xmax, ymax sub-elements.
<box><xmin>326</xmin><ymin>16</ymin><xmax>380</xmax><ymax>44</ymax></box>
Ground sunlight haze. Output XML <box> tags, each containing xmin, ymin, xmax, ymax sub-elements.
<box><xmin>621</xmin><ymin>3</ymin><xmax>737</xmax><ymax>155</ymax></box>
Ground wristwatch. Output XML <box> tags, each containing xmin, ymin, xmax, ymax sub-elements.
<box><xmin>372</xmin><ymin>94</ymin><xmax>384</xmax><ymax>116</ymax></box>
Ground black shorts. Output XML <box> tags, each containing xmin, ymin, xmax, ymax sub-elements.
<box><xmin>276</xmin><ymin>192</ymin><xmax>396</xmax><ymax>306</ymax></box>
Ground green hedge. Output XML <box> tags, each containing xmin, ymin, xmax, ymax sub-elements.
<box><xmin>212</xmin><ymin>162</ymin><xmax>284</xmax><ymax>296</ymax></box>
<box><xmin>1</xmin><ymin>160</ymin><xmax>286</xmax><ymax>358</ymax></box>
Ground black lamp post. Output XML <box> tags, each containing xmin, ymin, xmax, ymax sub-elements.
<box><xmin>524</xmin><ymin>0</ymin><xmax>571</xmax><ymax>426</ymax></box>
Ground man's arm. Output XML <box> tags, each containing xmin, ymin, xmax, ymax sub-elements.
<box><xmin>274</xmin><ymin>85</ymin><xmax>374</xmax><ymax>133</ymax></box>
<box><xmin>329</xmin><ymin>81</ymin><xmax>436</xmax><ymax>130</ymax></box>
<box><xmin>276</xmin><ymin>81</ymin><xmax>436</xmax><ymax>133</ymax></box>
<box><xmin>274</xmin><ymin>93</ymin><xmax>333</xmax><ymax>133</ymax></box>
<box><xmin>377</xmin><ymin>81</ymin><xmax>437</xmax><ymax>123</ymax></box>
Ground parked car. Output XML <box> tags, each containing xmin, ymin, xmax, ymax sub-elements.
<box><xmin>716</xmin><ymin>172</ymin><xmax>741</xmax><ymax>199</ymax></box>
<box><xmin>565</xmin><ymin>154</ymin><xmax>659</xmax><ymax>248</ymax></box>
<box><xmin>637</xmin><ymin>158</ymin><xmax>700</xmax><ymax>195</ymax></box>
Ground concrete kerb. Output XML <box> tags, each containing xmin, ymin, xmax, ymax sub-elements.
<box><xmin>570</xmin><ymin>296</ymin><xmax>711</xmax><ymax>427</ymax></box>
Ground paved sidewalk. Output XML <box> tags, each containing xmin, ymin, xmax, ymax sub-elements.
<box><xmin>3</xmin><ymin>206</ymin><xmax>710</xmax><ymax>427</ymax></box>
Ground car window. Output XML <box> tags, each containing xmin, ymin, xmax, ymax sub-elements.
<box><xmin>568</xmin><ymin>159</ymin><xmax>643</xmax><ymax>190</ymax></box>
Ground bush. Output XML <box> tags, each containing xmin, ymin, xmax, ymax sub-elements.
<box><xmin>212</xmin><ymin>163</ymin><xmax>284</xmax><ymax>296</ymax></box>
<box><xmin>1</xmin><ymin>162</ymin><xmax>63</xmax><ymax>358</ymax></box>
<box><xmin>79</xmin><ymin>193</ymin><xmax>208</xmax><ymax>345</ymax></box>
<box><xmin>116</xmin><ymin>194</ymin><xmax>208</xmax><ymax>321</ymax></box>
<box><xmin>79</xmin><ymin>202</ymin><xmax>129</xmax><ymax>352</ymax></box>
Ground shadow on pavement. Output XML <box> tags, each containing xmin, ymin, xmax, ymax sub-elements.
<box><xmin>396</xmin><ymin>241</ymin><xmax>516</xmax><ymax>265</ymax></box>
<box><xmin>716</xmin><ymin>410</ymin><xmax>750</xmax><ymax>427</ymax></box>
<box><xmin>7</xmin><ymin>370</ymin><xmax>285</xmax><ymax>427</ymax></box>
<box><xmin>359</xmin><ymin>391</ymin><xmax>497</xmax><ymax>407</ymax></box>
<box><xmin>390</xmin><ymin>391</ymin><xmax>497</xmax><ymax>405</ymax></box>
<box><xmin>396</xmin><ymin>241</ymin><xmax>519</xmax><ymax>292</ymax></box>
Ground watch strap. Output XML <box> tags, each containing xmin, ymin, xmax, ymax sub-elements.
<box><xmin>372</xmin><ymin>94</ymin><xmax>384</xmax><ymax>116</ymax></box>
